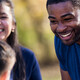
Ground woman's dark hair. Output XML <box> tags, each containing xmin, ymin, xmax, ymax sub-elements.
<box><xmin>46</xmin><ymin>0</ymin><xmax>80</xmax><ymax>9</ymax></box>
<box><xmin>0</xmin><ymin>0</ymin><xmax>26</xmax><ymax>80</ymax></box>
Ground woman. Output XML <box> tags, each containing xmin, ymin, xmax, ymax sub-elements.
<box><xmin>0</xmin><ymin>0</ymin><xmax>42</xmax><ymax>80</ymax></box>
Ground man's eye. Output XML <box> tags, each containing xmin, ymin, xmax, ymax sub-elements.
<box><xmin>64</xmin><ymin>18</ymin><xmax>73</xmax><ymax>21</ymax></box>
<box><xmin>50</xmin><ymin>20</ymin><xmax>57</xmax><ymax>24</ymax></box>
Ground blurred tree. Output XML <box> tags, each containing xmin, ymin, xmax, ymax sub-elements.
<box><xmin>13</xmin><ymin>0</ymin><xmax>58</xmax><ymax>66</ymax></box>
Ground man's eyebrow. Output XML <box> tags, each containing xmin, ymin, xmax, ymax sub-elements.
<box><xmin>61</xmin><ymin>13</ymin><xmax>73</xmax><ymax>18</ymax></box>
<box><xmin>48</xmin><ymin>16</ymin><xmax>56</xmax><ymax>19</ymax></box>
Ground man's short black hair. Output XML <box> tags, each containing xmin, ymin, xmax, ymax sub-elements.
<box><xmin>46</xmin><ymin>0</ymin><xmax>80</xmax><ymax>9</ymax></box>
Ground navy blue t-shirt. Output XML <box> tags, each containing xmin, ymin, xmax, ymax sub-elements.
<box><xmin>10</xmin><ymin>47</ymin><xmax>42</xmax><ymax>80</ymax></box>
<box><xmin>54</xmin><ymin>36</ymin><xmax>80</xmax><ymax>80</ymax></box>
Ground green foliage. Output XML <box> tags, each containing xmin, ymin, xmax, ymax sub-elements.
<box><xmin>13</xmin><ymin>0</ymin><xmax>58</xmax><ymax>66</ymax></box>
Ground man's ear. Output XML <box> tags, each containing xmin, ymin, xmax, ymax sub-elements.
<box><xmin>0</xmin><ymin>71</ymin><xmax>8</xmax><ymax>80</ymax></box>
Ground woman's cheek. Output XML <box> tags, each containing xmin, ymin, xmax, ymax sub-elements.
<box><xmin>1</xmin><ymin>20</ymin><xmax>9</xmax><ymax>27</ymax></box>
<box><xmin>1</xmin><ymin>20</ymin><xmax>11</xmax><ymax>35</ymax></box>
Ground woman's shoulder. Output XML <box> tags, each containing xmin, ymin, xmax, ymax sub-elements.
<box><xmin>20</xmin><ymin>46</ymin><xmax>35</xmax><ymax>58</ymax></box>
<box><xmin>20</xmin><ymin>46</ymin><xmax>36</xmax><ymax>63</ymax></box>
<box><xmin>20</xmin><ymin>46</ymin><xmax>34</xmax><ymax>54</ymax></box>
<box><xmin>20</xmin><ymin>46</ymin><xmax>42</xmax><ymax>80</ymax></box>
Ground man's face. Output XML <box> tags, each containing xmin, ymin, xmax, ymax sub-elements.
<box><xmin>47</xmin><ymin>1</ymin><xmax>80</xmax><ymax>45</ymax></box>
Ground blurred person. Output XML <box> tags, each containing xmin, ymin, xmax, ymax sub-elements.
<box><xmin>0</xmin><ymin>41</ymin><xmax>16</xmax><ymax>80</ymax></box>
<box><xmin>46</xmin><ymin>0</ymin><xmax>80</xmax><ymax>80</ymax></box>
<box><xmin>0</xmin><ymin>0</ymin><xmax>42</xmax><ymax>80</ymax></box>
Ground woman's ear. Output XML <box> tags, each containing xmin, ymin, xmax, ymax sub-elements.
<box><xmin>12</xmin><ymin>24</ymin><xmax>16</xmax><ymax>32</ymax></box>
<box><xmin>11</xmin><ymin>28</ymin><xmax>15</xmax><ymax>32</ymax></box>
<box><xmin>12</xmin><ymin>19</ymin><xmax>16</xmax><ymax>29</ymax></box>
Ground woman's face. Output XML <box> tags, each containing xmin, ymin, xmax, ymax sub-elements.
<box><xmin>0</xmin><ymin>2</ymin><xmax>15</xmax><ymax>41</ymax></box>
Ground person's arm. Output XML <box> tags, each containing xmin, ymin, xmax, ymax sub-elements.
<box><xmin>60</xmin><ymin>68</ymin><xmax>71</xmax><ymax>80</ymax></box>
<box><xmin>54</xmin><ymin>36</ymin><xmax>71</xmax><ymax>80</ymax></box>
<box><xmin>29</xmin><ymin>54</ymin><xmax>42</xmax><ymax>80</ymax></box>
<box><xmin>20</xmin><ymin>47</ymin><xmax>42</xmax><ymax>80</ymax></box>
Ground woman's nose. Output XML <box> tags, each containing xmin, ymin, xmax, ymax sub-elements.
<box><xmin>0</xmin><ymin>19</ymin><xmax>1</xmax><ymax>25</ymax></box>
<box><xmin>57</xmin><ymin>22</ymin><xmax>67</xmax><ymax>33</ymax></box>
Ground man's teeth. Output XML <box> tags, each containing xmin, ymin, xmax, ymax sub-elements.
<box><xmin>61</xmin><ymin>32</ymin><xmax>71</xmax><ymax>37</ymax></box>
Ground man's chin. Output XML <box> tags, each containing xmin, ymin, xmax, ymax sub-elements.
<box><xmin>62</xmin><ymin>40</ymin><xmax>75</xmax><ymax>46</ymax></box>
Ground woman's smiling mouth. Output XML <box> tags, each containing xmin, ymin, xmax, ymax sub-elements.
<box><xmin>0</xmin><ymin>28</ymin><xmax>4</xmax><ymax>33</ymax></box>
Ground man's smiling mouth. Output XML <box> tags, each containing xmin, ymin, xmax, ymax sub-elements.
<box><xmin>58</xmin><ymin>30</ymin><xmax>73</xmax><ymax>40</ymax></box>
<box><xmin>60</xmin><ymin>32</ymin><xmax>71</xmax><ymax>37</ymax></box>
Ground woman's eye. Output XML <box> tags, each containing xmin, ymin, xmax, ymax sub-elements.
<box><xmin>0</xmin><ymin>16</ymin><xmax>7</xmax><ymax>19</ymax></box>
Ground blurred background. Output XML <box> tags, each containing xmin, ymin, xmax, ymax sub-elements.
<box><xmin>13</xmin><ymin>0</ymin><xmax>61</xmax><ymax>80</ymax></box>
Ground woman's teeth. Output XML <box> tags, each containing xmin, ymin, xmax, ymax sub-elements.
<box><xmin>0</xmin><ymin>29</ymin><xmax>4</xmax><ymax>32</ymax></box>
<box><xmin>61</xmin><ymin>32</ymin><xmax>71</xmax><ymax>37</ymax></box>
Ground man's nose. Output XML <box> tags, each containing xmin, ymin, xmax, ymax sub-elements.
<box><xmin>57</xmin><ymin>22</ymin><xmax>67</xmax><ymax>33</ymax></box>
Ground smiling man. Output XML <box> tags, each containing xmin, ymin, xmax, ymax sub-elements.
<box><xmin>46</xmin><ymin>0</ymin><xmax>80</xmax><ymax>80</ymax></box>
